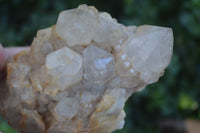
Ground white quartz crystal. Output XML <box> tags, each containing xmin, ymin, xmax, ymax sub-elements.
<box><xmin>83</xmin><ymin>45</ymin><xmax>115</xmax><ymax>85</ymax></box>
<box><xmin>56</xmin><ymin>5</ymin><xmax>98</xmax><ymax>46</ymax></box>
<box><xmin>46</xmin><ymin>47</ymin><xmax>83</xmax><ymax>91</ymax></box>
<box><xmin>118</xmin><ymin>25</ymin><xmax>173</xmax><ymax>83</ymax></box>
<box><xmin>0</xmin><ymin>4</ymin><xmax>173</xmax><ymax>133</ymax></box>
<box><xmin>53</xmin><ymin>97</ymin><xmax>79</xmax><ymax>121</ymax></box>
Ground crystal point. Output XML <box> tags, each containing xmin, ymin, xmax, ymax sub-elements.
<box><xmin>124</xmin><ymin>25</ymin><xmax>173</xmax><ymax>83</ymax></box>
<box><xmin>83</xmin><ymin>45</ymin><xmax>115</xmax><ymax>85</ymax></box>
<box><xmin>56</xmin><ymin>5</ymin><xmax>98</xmax><ymax>46</ymax></box>
<box><xmin>46</xmin><ymin>47</ymin><xmax>83</xmax><ymax>91</ymax></box>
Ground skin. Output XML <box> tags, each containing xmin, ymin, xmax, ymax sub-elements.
<box><xmin>0</xmin><ymin>44</ymin><xmax>30</xmax><ymax>80</ymax></box>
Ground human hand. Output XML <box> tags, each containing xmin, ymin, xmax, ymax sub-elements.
<box><xmin>0</xmin><ymin>43</ymin><xmax>30</xmax><ymax>80</ymax></box>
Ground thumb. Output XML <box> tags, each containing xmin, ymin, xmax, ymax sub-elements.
<box><xmin>0</xmin><ymin>44</ymin><xmax>30</xmax><ymax>80</ymax></box>
<box><xmin>0</xmin><ymin>44</ymin><xmax>7</xmax><ymax>71</ymax></box>
<box><xmin>0</xmin><ymin>44</ymin><xmax>7</xmax><ymax>80</ymax></box>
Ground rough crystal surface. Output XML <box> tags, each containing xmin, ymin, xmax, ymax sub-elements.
<box><xmin>0</xmin><ymin>4</ymin><xmax>173</xmax><ymax>133</ymax></box>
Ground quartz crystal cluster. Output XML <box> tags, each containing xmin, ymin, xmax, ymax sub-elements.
<box><xmin>0</xmin><ymin>4</ymin><xmax>173</xmax><ymax>133</ymax></box>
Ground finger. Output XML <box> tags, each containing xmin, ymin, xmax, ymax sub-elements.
<box><xmin>0</xmin><ymin>45</ymin><xmax>30</xmax><ymax>80</ymax></box>
<box><xmin>0</xmin><ymin>44</ymin><xmax>7</xmax><ymax>71</ymax></box>
<box><xmin>0</xmin><ymin>44</ymin><xmax>6</xmax><ymax>80</ymax></box>
<box><xmin>4</xmin><ymin>47</ymin><xmax>30</xmax><ymax>59</ymax></box>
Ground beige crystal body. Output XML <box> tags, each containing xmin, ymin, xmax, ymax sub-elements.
<box><xmin>0</xmin><ymin>4</ymin><xmax>173</xmax><ymax>133</ymax></box>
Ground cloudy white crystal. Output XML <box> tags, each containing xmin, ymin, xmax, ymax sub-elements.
<box><xmin>124</xmin><ymin>25</ymin><xmax>173</xmax><ymax>83</ymax></box>
<box><xmin>46</xmin><ymin>47</ymin><xmax>83</xmax><ymax>90</ymax></box>
<box><xmin>56</xmin><ymin>5</ymin><xmax>98</xmax><ymax>46</ymax></box>
<box><xmin>53</xmin><ymin>97</ymin><xmax>79</xmax><ymax>121</ymax></box>
<box><xmin>96</xmin><ymin>12</ymin><xmax>126</xmax><ymax>43</ymax></box>
<box><xmin>83</xmin><ymin>45</ymin><xmax>115</xmax><ymax>85</ymax></box>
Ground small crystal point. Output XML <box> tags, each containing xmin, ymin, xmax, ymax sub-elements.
<box><xmin>56</xmin><ymin>5</ymin><xmax>98</xmax><ymax>46</ymax></box>
<box><xmin>83</xmin><ymin>45</ymin><xmax>115</xmax><ymax>85</ymax></box>
<box><xmin>53</xmin><ymin>97</ymin><xmax>79</xmax><ymax>121</ymax></box>
<box><xmin>46</xmin><ymin>47</ymin><xmax>83</xmax><ymax>90</ymax></box>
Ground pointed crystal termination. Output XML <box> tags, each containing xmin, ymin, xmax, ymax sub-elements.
<box><xmin>83</xmin><ymin>45</ymin><xmax>115</xmax><ymax>85</ymax></box>
<box><xmin>125</xmin><ymin>25</ymin><xmax>173</xmax><ymax>83</ymax></box>
<box><xmin>56</xmin><ymin>5</ymin><xmax>98</xmax><ymax>46</ymax></box>
<box><xmin>45</xmin><ymin>47</ymin><xmax>83</xmax><ymax>94</ymax></box>
<box><xmin>0</xmin><ymin>4</ymin><xmax>173</xmax><ymax>133</ymax></box>
<box><xmin>117</xmin><ymin>25</ymin><xmax>173</xmax><ymax>84</ymax></box>
<box><xmin>52</xmin><ymin>97</ymin><xmax>79</xmax><ymax>121</ymax></box>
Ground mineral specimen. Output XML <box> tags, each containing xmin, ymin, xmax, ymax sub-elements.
<box><xmin>0</xmin><ymin>4</ymin><xmax>173</xmax><ymax>133</ymax></box>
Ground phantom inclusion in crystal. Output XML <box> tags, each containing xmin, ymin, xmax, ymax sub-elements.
<box><xmin>0</xmin><ymin>4</ymin><xmax>173</xmax><ymax>133</ymax></box>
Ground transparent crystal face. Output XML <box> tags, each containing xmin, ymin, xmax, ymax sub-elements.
<box><xmin>83</xmin><ymin>45</ymin><xmax>115</xmax><ymax>85</ymax></box>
